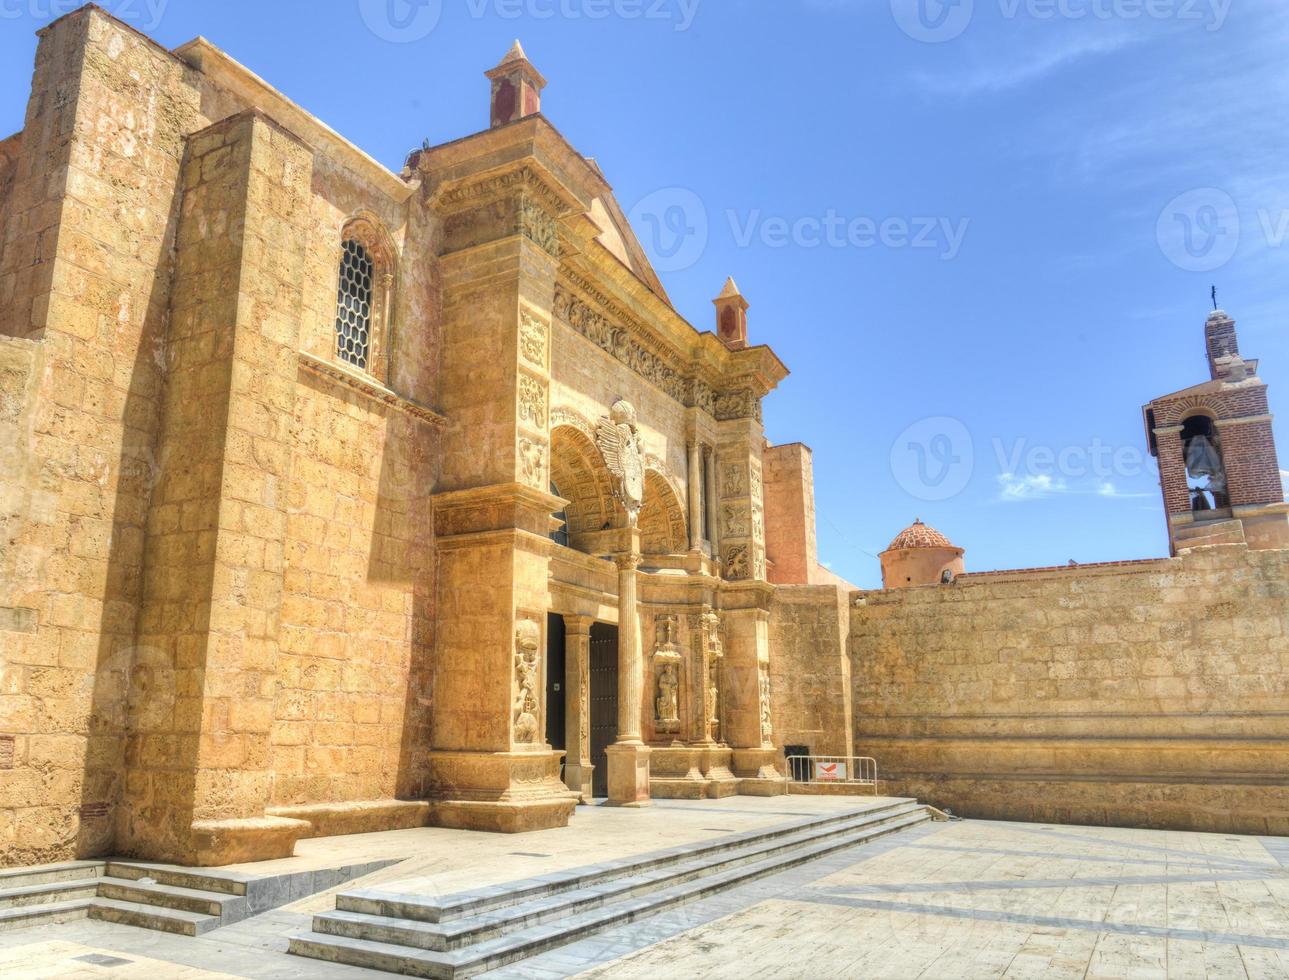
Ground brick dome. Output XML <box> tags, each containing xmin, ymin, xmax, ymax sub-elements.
<box><xmin>886</xmin><ymin>519</ymin><xmax>955</xmax><ymax>551</ymax></box>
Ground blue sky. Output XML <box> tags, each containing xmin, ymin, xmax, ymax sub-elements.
<box><xmin>2</xmin><ymin>0</ymin><xmax>1285</xmax><ymax>588</ymax></box>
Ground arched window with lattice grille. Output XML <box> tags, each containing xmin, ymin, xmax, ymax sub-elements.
<box><xmin>335</xmin><ymin>214</ymin><xmax>396</xmax><ymax>383</ymax></box>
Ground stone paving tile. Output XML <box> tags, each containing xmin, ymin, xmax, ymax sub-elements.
<box><xmin>4</xmin><ymin>818</ymin><xmax>1288</xmax><ymax>979</ymax></box>
<box><xmin>571</xmin><ymin>820</ymin><xmax>1289</xmax><ymax>980</ymax></box>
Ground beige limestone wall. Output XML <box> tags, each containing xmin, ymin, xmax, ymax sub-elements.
<box><xmin>274</xmin><ymin>378</ymin><xmax>436</xmax><ymax>806</ymax></box>
<box><xmin>851</xmin><ymin>545</ymin><xmax>1289</xmax><ymax>834</ymax></box>
<box><xmin>768</xmin><ymin>585</ymin><xmax>853</xmax><ymax>759</ymax></box>
<box><xmin>0</xmin><ymin>9</ymin><xmax>205</xmax><ymax>866</ymax></box>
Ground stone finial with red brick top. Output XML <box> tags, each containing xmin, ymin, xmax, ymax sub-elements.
<box><xmin>486</xmin><ymin>40</ymin><xmax>547</xmax><ymax>129</ymax></box>
<box><xmin>714</xmin><ymin>277</ymin><xmax>749</xmax><ymax>350</ymax></box>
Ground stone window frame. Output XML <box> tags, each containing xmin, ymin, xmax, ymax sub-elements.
<box><xmin>335</xmin><ymin>212</ymin><xmax>397</xmax><ymax>385</ymax></box>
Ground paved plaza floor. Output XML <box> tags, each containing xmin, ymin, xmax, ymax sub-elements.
<box><xmin>3</xmin><ymin>800</ymin><xmax>1288</xmax><ymax>978</ymax></box>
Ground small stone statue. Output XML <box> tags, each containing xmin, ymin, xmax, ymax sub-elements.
<box><xmin>656</xmin><ymin>663</ymin><xmax>679</xmax><ymax>728</ymax></box>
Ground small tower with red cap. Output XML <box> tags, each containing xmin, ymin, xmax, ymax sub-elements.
<box><xmin>713</xmin><ymin>277</ymin><xmax>749</xmax><ymax>351</ymax></box>
<box><xmin>486</xmin><ymin>40</ymin><xmax>546</xmax><ymax>129</ymax></box>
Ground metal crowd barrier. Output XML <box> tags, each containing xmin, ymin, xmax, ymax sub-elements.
<box><xmin>786</xmin><ymin>754</ymin><xmax>878</xmax><ymax>786</ymax></box>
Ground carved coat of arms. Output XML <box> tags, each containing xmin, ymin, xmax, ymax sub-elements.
<box><xmin>596</xmin><ymin>399</ymin><xmax>645</xmax><ymax>526</ymax></box>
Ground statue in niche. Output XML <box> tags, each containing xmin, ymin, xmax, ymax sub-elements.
<box><xmin>596</xmin><ymin>400</ymin><xmax>645</xmax><ymax>526</ymax></box>
<box><xmin>655</xmin><ymin>662</ymin><xmax>680</xmax><ymax>732</ymax></box>
<box><xmin>513</xmin><ymin>619</ymin><xmax>542</xmax><ymax>745</ymax></box>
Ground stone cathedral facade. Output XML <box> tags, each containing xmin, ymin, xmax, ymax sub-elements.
<box><xmin>1</xmin><ymin>7</ymin><xmax>1286</xmax><ymax>870</ymax></box>
<box><xmin>0</xmin><ymin>8</ymin><xmax>851</xmax><ymax>867</ymax></box>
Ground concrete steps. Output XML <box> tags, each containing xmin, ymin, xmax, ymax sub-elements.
<box><xmin>289</xmin><ymin>800</ymin><xmax>932</xmax><ymax>978</ymax></box>
<box><xmin>0</xmin><ymin>861</ymin><xmax>244</xmax><ymax>937</ymax></box>
<box><xmin>0</xmin><ymin>852</ymin><xmax>402</xmax><ymax>938</ymax></box>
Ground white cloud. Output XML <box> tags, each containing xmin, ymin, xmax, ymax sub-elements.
<box><xmin>1282</xmin><ymin>470</ymin><xmax>1289</xmax><ymax>501</ymax></box>
<box><xmin>998</xmin><ymin>474</ymin><xmax>1151</xmax><ymax>502</ymax></box>
<box><xmin>911</xmin><ymin>30</ymin><xmax>1138</xmax><ymax>97</ymax></box>
<box><xmin>998</xmin><ymin>473</ymin><xmax>1067</xmax><ymax>501</ymax></box>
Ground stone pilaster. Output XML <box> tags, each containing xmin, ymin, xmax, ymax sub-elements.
<box><xmin>562</xmin><ymin>614</ymin><xmax>594</xmax><ymax>801</ymax></box>
<box><xmin>717</xmin><ymin>415</ymin><xmax>767</xmax><ymax>583</ymax></box>
<box><xmin>419</xmin><ymin>126</ymin><xmax>603</xmax><ymax>832</ymax></box>
<box><xmin>125</xmin><ymin>111</ymin><xmax>314</xmax><ymax>864</ymax></box>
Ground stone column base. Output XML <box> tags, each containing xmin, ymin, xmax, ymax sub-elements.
<box><xmin>731</xmin><ymin>747</ymin><xmax>788</xmax><ymax>795</ymax></box>
<box><xmin>429</xmin><ymin>749</ymin><xmax>578</xmax><ymax>833</ymax></box>
<box><xmin>605</xmin><ymin>743</ymin><xmax>652</xmax><ymax>807</ymax></box>
<box><xmin>564</xmin><ymin>762</ymin><xmax>594</xmax><ymax>803</ymax></box>
<box><xmin>189</xmin><ymin>816</ymin><xmax>311</xmax><ymax>866</ymax></box>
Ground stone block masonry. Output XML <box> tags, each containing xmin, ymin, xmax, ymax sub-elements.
<box><xmin>851</xmin><ymin>544</ymin><xmax>1289</xmax><ymax>835</ymax></box>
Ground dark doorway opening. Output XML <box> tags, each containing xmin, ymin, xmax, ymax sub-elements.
<box><xmin>589</xmin><ymin>622</ymin><xmax>619</xmax><ymax>798</ymax></box>
<box><xmin>784</xmin><ymin>744</ymin><xmax>810</xmax><ymax>782</ymax></box>
<box><xmin>546</xmin><ymin>613</ymin><xmax>566</xmax><ymax>752</ymax></box>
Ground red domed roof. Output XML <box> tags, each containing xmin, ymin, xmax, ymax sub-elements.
<box><xmin>886</xmin><ymin>519</ymin><xmax>956</xmax><ymax>551</ymax></box>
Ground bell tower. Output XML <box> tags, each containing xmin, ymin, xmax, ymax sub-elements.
<box><xmin>1143</xmin><ymin>307</ymin><xmax>1288</xmax><ymax>554</ymax></box>
<box><xmin>487</xmin><ymin>40</ymin><xmax>546</xmax><ymax>129</ymax></box>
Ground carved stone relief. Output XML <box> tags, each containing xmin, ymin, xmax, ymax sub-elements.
<box><xmin>595</xmin><ymin>400</ymin><xmax>645</xmax><ymax>526</ymax></box>
<box><xmin>518</xmin><ymin>374</ymin><xmax>547</xmax><ymax>429</ymax></box>
<box><xmin>759</xmin><ymin>668</ymin><xmax>773</xmax><ymax>744</ymax></box>
<box><xmin>519</xmin><ymin>309</ymin><xmax>548</xmax><ymax>368</ymax></box>
<box><xmin>722</xmin><ymin>463</ymin><xmax>746</xmax><ymax>499</ymax></box>
<box><xmin>724</xmin><ymin>544</ymin><xmax>751</xmax><ymax>581</ymax></box>
<box><xmin>513</xmin><ymin>619</ymin><xmax>542</xmax><ymax>745</ymax></box>
<box><xmin>723</xmin><ymin>502</ymin><xmax>750</xmax><ymax>537</ymax></box>
<box><xmin>518</xmin><ymin>437</ymin><xmax>547</xmax><ymax>491</ymax></box>
<box><xmin>518</xmin><ymin>197</ymin><xmax>560</xmax><ymax>257</ymax></box>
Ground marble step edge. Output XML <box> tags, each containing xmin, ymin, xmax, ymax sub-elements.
<box><xmin>330</xmin><ymin>804</ymin><xmax>928</xmax><ymax>950</ymax></box>
<box><xmin>88</xmin><ymin>896</ymin><xmax>221</xmax><ymax>937</ymax></box>
<box><xmin>0</xmin><ymin>897</ymin><xmax>95</xmax><ymax>931</ymax></box>
<box><xmin>341</xmin><ymin>799</ymin><xmax>921</xmax><ymax>923</ymax></box>
<box><xmin>0</xmin><ymin>860</ymin><xmax>106</xmax><ymax>890</ymax></box>
<box><xmin>105</xmin><ymin>860</ymin><xmax>254</xmax><ymax>897</ymax></box>
<box><xmin>0</xmin><ymin>877</ymin><xmax>101</xmax><ymax>909</ymax></box>
<box><xmin>291</xmin><ymin>809</ymin><xmax>932</xmax><ymax>978</ymax></box>
<box><xmin>95</xmin><ymin>876</ymin><xmax>240</xmax><ymax>918</ymax></box>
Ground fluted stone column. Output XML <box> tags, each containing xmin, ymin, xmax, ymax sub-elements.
<box><xmin>704</xmin><ymin>446</ymin><xmax>720</xmax><ymax>560</ymax></box>
<box><xmin>563</xmin><ymin>615</ymin><xmax>594</xmax><ymax>801</ymax></box>
<box><xmin>687</xmin><ymin>441</ymin><xmax>703</xmax><ymax>553</ymax></box>
<box><xmin>606</xmin><ymin>533</ymin><xmax>650</xmax><ymax>806</ymax></box>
